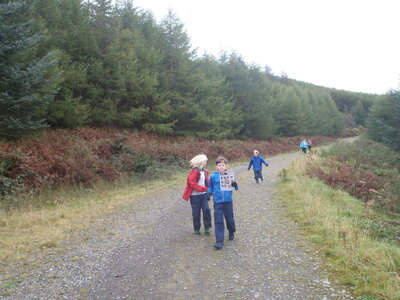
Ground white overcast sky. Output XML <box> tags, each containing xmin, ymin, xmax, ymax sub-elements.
<box><xmin>132</xmin><ymin>0</ymin><xmax>400</xmax><ymax>94</ymax></box>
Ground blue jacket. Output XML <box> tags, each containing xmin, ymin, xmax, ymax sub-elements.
<box><xmin>248</xmin><ymin>155</ymin><xmax>268</xmax><ymax>171</ymax></box>
<box><xmin>207</xmin><ymin>171</ymin><xmax>239</xmax><ymax>203</ymax></box>
<box><xmin>300</xmin><ymin>141</ymin><xmax>309</xmax><ymax>149</ymax></box>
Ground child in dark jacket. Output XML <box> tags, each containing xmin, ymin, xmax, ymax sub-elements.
<box><xmin>182</xmin><ymin>154</ymin><xmax>212</xmax><ymax>235</ymax></box>
<box><xmin>247</xmin><ymin>150</ymin><xmax>269</xmax><ymax>186</ymax></box>
<box><xmin>207</xmin><ymin>156</ymin><xmax>238</xmax><ymax>250</ymax></box>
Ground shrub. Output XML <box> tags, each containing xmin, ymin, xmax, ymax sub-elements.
<box><xmin>0</xmin><ymin>151</ymin><xmax>25</xmax><ymax>196</ymax></box>
<box><xmin>133</xmin><ymin>153</ymin><xmax>155</xmax><ymax>174</ymax></box>
<box><xmin>313</xmin><ymin>138</ymin><xmax>400</xmax><ymax>215</ymax></box>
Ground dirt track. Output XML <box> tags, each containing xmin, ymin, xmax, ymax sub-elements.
<box><xmin>2</xmin><ymin>152</ymin><xmax>354</xmax><ymax>299</ymax></box>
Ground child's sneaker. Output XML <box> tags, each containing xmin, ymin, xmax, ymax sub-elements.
<box><xmin>204</xmin><ymin>228</ymin><xmax>210</xmax><ymax>235</ymax></box>
<box><xmin>229</xmin><ymin>232</ymin><xmax>234</xmax><ymax>240</ymax></box>
<box><xmin>194</xmin><ymin>230</ymin><xmax>200</xmax><ymax>235</ymax></box>
<box><xmin>214</xmin><ymin>243</ymin><xmax>224</xmax><ymax>250</ymax></box>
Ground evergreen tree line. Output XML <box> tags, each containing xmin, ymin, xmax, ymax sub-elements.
<box><xmin>0</xmin><ymin>0</ymin><xmax>389</xmax><ymax>141</ymax></box>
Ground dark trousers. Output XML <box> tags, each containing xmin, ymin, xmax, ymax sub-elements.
<box><xmin>254</xmin><ymin>170</ymin><xmax>263</xmax><ymax>183</ymax></box>
<box><xmin>302</xmin><ymin>147</ymin><xmax>307</xmax><ymax>154</ymax></box>
<box><xmin>214</xmin><ymin>202</ymin><xmax>236</xmax><ymax>243</ymax></box>
<box><xmin>190</xmin><ymin>193</ymin><xmax>211</xmax><ymax>231</ymax></box>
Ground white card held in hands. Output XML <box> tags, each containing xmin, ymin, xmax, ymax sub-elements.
<box><xmin>220</xmin><ymin>172</ymin><xmax>235</xmax><ymax>191</ymax></box>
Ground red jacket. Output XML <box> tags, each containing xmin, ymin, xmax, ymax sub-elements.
<box><xmin>182</xmin><ymin>168</ymin><xmax>210</xmax><ymax>201</ymax></box>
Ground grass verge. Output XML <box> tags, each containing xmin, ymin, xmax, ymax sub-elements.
<box><xmin>277</xmin><ymin>157</ymin><xmax>400</xmax><ymax>299</ymax></box>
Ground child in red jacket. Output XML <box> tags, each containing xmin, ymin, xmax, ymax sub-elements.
<box><xmin>182</xmin><ymin>154</ymin><xmax>212</xmax><ymax>235</ymax></box>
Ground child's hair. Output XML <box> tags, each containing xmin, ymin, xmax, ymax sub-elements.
<box><xmin>253</xmin><ymin>150</ymin><xmax>259</xmax><ymax>155</ymax></box>
<box><xmin>190</xmin><ymin>154</ymin><xmax>208</xmax><ymax>168</ymax></box>
<box><xmin>215</xmin><ymin>156</ymin><xmax>228</xmax><ymax>165</ymax></box>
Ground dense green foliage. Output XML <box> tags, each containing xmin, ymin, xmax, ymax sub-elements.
<box><xmin>366</xmin><ymin>89</ymin><xmax>400</xmax><ymax>151</ymax></box>
<box><xmin>0</xmin><ymin>1</ymin><xmax>59</xmax><ymax>139</ymax></box>
<box><xmin>0</xmin><ymin>0</ymin><xmax>385</xmax><ymax>140</ymax></box>
<box><xmin>330</xmin><ymin>90</ymin><xmax>377</xmax><ymax>126</ymax></box>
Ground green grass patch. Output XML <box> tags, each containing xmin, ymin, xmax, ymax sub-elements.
<box><xmin>278</xmin><ymin>158</ymin><xmax>400</xmax><ymax>300</ymax></box>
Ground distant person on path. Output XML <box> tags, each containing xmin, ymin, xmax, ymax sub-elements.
<box><xmin>208</xmin><ymin>156</ymin><xmax>239</xmax><ymax>250</ymax></box>
<box><xmin>300</xmin><ymin>139</ymin><xmax>309</xmax><ymax>154</ymax></box>
<box><xmin>182</xmin><ymin>154</ymin><xmax>212</xmax><ymax>236</ymax></box>
<box><xmin>247</xmin><ymin>150</ymin><xmax>269</xmax><ymax>186</ymax></box>
<box><xmin>306</xmin><ymin>138</ymin><xmax>313</xmax><ymax>151</ymax></box>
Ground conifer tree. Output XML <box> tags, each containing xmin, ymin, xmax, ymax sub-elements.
<box><xmin>367</xmin><ymin>89</ymin><xmax>400</xmax><ymax>151</ymax></box>
<box><xmin>178</xmin><ymin>54</ymin><xmax>240</xmax><ymax>138</ymax></box>
<box><xmin>85</xmin><ymin>0</ymin><xmax>120</xmax><ymax>125</ymax></box>
<box><xmin>351</xmin><ymin>100</ymin><xmax>366</xmax><ymax>126</ymax></box>
<box><xmin>220</xmin><ymin>53</ymin><xmax>276</xmax><ymax>139</ymax></box>
<box><xmin>87</xmin><ymin>0</ymin><xmax>116</xmax><ymax>52</ymax></box>
<box><xmin>0</xmin><ymin>1</ymin><xmax>59</xmax><ymax>139</ymax></box>
<box><xmin>158</xmin><ymin>10</ymin><xmax>197</xmax><ymax>134</ymax></box>
<box><xmin>325</xmin><ymin>92</ymin><xmax>345</xmax><ymax>135</ymax></box>
<box><xmin>33</xmin><ymin>0</ymin><xmax>93</xmax><ymax>128</ymax></box>
<box><xmin>273</xmin><ymin>87</ymin><xmax>303</xmax><ymax>136</ymax></box>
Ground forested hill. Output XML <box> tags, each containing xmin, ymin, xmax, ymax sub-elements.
<box><xmin>1</xmin><ymin>0</ymin><xmax>383</xmax><ymax>140</ymax></box>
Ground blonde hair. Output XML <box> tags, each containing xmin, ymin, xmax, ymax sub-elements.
<box><xmin>190</xmin><ymin>154</ymin><xmax>208</xmax><ymax>168</ymax></box>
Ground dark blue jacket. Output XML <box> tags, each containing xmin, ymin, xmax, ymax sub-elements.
<box><xmin>207</xmin><ymin>171</ymin><xmax>238</xmax><ymax>203</ymax></box>
<box><xmin>248</xmin><ymin>155</ymin><xmax>268</xmax><ymax>171</ymax></box>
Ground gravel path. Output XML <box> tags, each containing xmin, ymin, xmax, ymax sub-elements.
<box><xmin>2</xmin><ymin>152</ymin><xmax>354</xmax><ymax>299</ymax></box>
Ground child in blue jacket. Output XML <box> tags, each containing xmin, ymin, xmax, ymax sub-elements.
<box><xmin>247</xmin><ymin>150</ymin><xmax>269</xmax><ymax>186</ymax></box>
<box><xmin>300</xmin><ymin>139</ymin><xmax>309</xmax><ymax>154</ymax></box>
<box><xmin>207</xmin><ymin>156</ymin><xmax>238</xmax><ymax>250</ymax></box>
